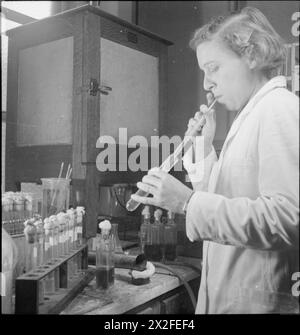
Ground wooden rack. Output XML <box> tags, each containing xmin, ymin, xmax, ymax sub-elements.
<box><xmin>15</xmin><ymin>243</ymin><xmax>94</xmax><ymax>314</ymax></box>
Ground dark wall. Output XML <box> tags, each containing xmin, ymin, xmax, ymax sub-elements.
<box><xmin>246</xmin><ymin>1</ymin><xmax>299</xmax><ymax>43</ymax></box>
<box><xmin>138</xmin><ymin>1</ymin><xmax>231</xmax><ymax>142</ymax></box>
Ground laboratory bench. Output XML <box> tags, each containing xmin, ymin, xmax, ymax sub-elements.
<box><xmin>60</xmin><ymin>255</ymin><xmax>201</xmax><ymax>315</ymax></box>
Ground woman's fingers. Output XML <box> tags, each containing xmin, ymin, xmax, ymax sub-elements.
<box><xmin>136</xmin><ymin>181</ymin><xmax>158</xmax><ymax>196</ymax></box>
<box><xmin>142</xmin><ymin>174</ymin><xmax>161</xmax><ymax>188</ymax></box>
<box><xmin>131</xmin><ymin>192</ymin><xmax>157</xmax><ymax>206</ymax></box>
<box><xmin>207</xmin><ymin>92</ymin><xmax>214</xmax><ymax>105</ymax></box>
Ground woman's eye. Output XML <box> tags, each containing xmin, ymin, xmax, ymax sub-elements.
<box><xmin>208</xmin><ymin>65</ymin><xmax>219</xmax><ymax>73</ymax></box>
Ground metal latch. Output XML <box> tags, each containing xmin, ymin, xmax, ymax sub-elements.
<box><xmin>89</xmin><ymin>79</ymin><xmax>112</xmax><ymax>96</ymax></box>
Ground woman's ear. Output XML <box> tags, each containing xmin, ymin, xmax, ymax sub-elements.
<box><xmin>244</xmin><ymin>44</ymin><xmax>257</xmax><ymax>69</ymax></box>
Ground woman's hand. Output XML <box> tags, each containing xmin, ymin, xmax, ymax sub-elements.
<box><xmin>130</xmin><ymin>168</ymin><xmax>193</xmax><ymax>214</ymax></box>
<box><xmin>185</xmin><ymin>92</ymin><xmax>216</xmax><ymax>158</ymax></box>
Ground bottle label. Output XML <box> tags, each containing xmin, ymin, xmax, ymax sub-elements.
<box><xmin>45</xmin><ymin>242</ymin><xmax>50</xmax><ymax>251</ymax></box>
<box><xmin>49</xmin><ymin>237</ymin><xmax>54</xmax><ymax>246</ymax></box>
<box><xmin>33</xmin><ymin>247</ymin><xmax>37</xmax><ymax>258</ymax></box>
<box><xmin>59</xmin><ymin>235</ymin><xmax>63</xmax><ymax>243</ymax></box>
<box><xmin>77</xmin><ymin>227</ymin><xmax>82</xmax><ymax>234</ymax></box>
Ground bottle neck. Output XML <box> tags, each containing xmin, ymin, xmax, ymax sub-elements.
<box><xmin>143</xmin><ymin>215</ymin><xmax>151</xmax><ymax>223</ymax></box>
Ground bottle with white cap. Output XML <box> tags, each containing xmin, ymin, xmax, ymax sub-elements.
<box><xmin>96</xmin><ymin>220</ymin><xmax>115</xmax><ymax>289</ymax></box>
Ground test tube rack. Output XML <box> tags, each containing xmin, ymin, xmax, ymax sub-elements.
<box><xmin>15</xmin><ymin>243</ymin><xmax>95</xmax><ymax>314</ymax></box>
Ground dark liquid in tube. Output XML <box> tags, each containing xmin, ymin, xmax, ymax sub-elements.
<box><xmin>96</xmin><ymin>266</ymin><xmax>114</xmax><ymax>289</ymax></box>
<box><xmin>164</xmin><ymin>244</ymin><xmax>177</xmax><ymax>261</ymax></box>
<box><xmin>144</xmin><ymin>245</ymin><xmax>163</xmax><ymax>262</ymax></box>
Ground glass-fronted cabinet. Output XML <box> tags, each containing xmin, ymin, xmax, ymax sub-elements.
<box><xmin>5</xmin><ymin>4</ymin><xmax>172</xmax><ymax>238</ymax></box>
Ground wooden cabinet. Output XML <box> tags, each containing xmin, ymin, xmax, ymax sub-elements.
<box><xmin>5</xmin><ymin>4</ymin><xmax>172</xmax><ymax>238</ymax></box>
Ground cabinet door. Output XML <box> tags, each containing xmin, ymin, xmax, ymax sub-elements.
<box><xmin>99</xmin><ymin>37</ymin><xmax>159</xmax><ymax>143</ymax></box>
<box><xmin>17</xmin><ymin>37</ymin><xmax>73</xmax><ymax>147</ymax></box>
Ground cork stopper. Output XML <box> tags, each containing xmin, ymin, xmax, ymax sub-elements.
<box><xmin>99</xmin><ymin>219</ymin><xmax>111</xmax><ymax>237</ymax></box>
<box><xmin>24</xmin><ymin>221</ymin><xmax>37</xmax><ymax>243</ymax></box>
<box><xmin>154</xmin><ymin>208</ymin><xmax>163</xmax><ymax>221</ymax></box>
<box><xmin>142</xmin><ymin>205</ymin><xmax>150</xmax><ymax>218</ymax></box>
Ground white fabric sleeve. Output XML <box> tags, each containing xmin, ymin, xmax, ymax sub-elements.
<box><xmin>186</xmin><ymin>94</ymin><xmax>299</xmax><ymax>250</ymax></box>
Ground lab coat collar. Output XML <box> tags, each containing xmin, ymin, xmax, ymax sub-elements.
<box><xmin>222</xmin><ymin>76</ymin><xmax>287</xmax><ymax>150</ymax></box>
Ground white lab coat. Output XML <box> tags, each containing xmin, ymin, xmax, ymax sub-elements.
<box><xmin>183</xmin><ymin>76</ymin><xmax>299</xmax><ymax>314</ymax></box>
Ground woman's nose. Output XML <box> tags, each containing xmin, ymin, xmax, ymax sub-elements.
<box><xmin>203</xmin><ymin>74</ymin><xmax>215</xmax><ymax>91</ymax></box>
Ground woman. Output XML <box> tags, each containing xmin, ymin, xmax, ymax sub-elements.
<box><xmin>131</xmin><ymin>7</ymin><xmax>299</xmax><ymax>313</ymax></box>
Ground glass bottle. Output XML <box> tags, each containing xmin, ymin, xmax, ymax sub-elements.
<box><xmin>96</xmin><ymin>220</ymin><xmax>115</xmax><ymax>289</ymax></box>
<box><xmin>146</xmin><ymin>208</ymin><xmax>164</xmax><ymax>262</ymax></box>
<box><xmin>163</xmin><ymin>210</ymin><xmax>177</xmax><ymax>261</ymax></box>
<box><xmin>111</xmin><ymin>223</ymin><xmax>123</xmax><ymax>254</ymax></box>
<box><xmin>140</xmin><ymin>205</ymin><xmax>151</xmax><ymax>254</ymax></box>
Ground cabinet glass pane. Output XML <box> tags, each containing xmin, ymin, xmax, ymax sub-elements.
<box><xmin>17</xmin><ymin>37</ymin><xmax>73</xmax><ymax>146</ymax></box>
<box><xmin>99</xmin><ymin>38</ymin><xmax>159</xmax><ymax>146</ymax></box>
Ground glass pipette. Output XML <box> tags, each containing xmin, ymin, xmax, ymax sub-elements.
<box><xmin>126</xmin><ymin>99</ymin><xmax>217</xmax><ymax>212</ymax></box>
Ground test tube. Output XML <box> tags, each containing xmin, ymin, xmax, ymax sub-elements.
<box><xmin>43</xmin><ymin>217</ymin><xmax>55</xmax><ymax>294</ymax></box>
<box><xmin>76</xmin><ymin>206</ymin><xmax>85</xmax><ymax>247</ymax></box>
<box><xmin>24</xmin><ymin>218</ymin><xmax>37</xmax><ymax>273</ymax></box>
<box><xmin>57</xmin><ymin>212</ymin><xmax>66</xmax><ymax>256</ymax></box>
<box><xmin>49</xmin><ymin>215</ymin><xmax>60</xmax><ymax>290</ymax></box>
<box><xmin>66</xmin><ymin>209</ymin><xmax>75</xmax><ymax>279</ymax></box>
<box><xmin>33</xmin><ymin>216</ymin><xmax>45</xmax><ymax>304</ymax></box>
<box><xmin>49</xmin><ymin>215</ymin><xmax>59</xmax><ymax>259</ymax></box>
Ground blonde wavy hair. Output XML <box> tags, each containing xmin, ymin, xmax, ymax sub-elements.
<box><xmin>189</xmin><ymin>7</ymin><xmax>286</xmax><ymax>78</ymax></box>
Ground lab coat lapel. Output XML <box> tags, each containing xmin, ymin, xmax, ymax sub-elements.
<box><xmin>210</xmin><ymin>76</ymin><xmax>287</xmax><ymax>193</ymax></box>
